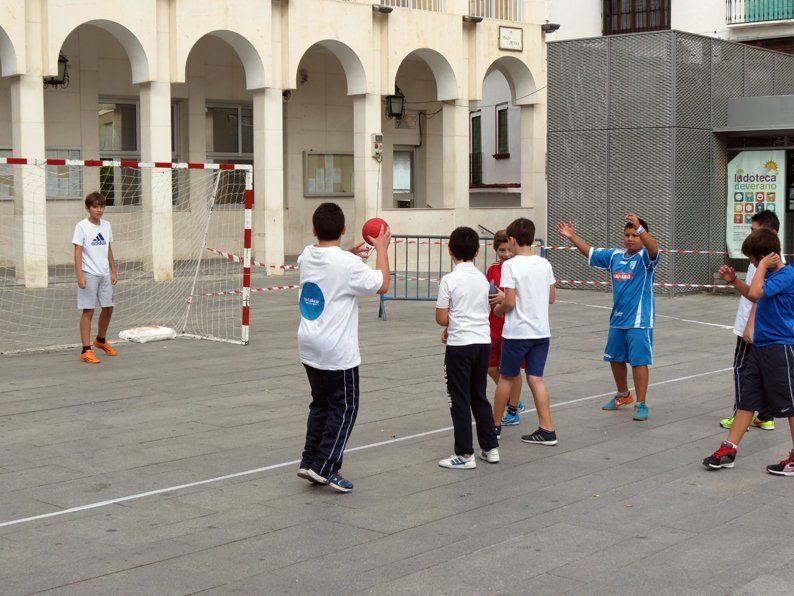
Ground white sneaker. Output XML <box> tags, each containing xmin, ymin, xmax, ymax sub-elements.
<box><xmin>478</xmin><ymin>448</ymin><xmax>500</xmax><ymax>463</ymax></box>
<box><xmin>438</xmin><ymin>454</ymin><xmax>476</xmax><ymax>469</ymax></box>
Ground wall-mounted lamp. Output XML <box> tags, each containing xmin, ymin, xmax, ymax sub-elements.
<box><xmin>541</xmin><ymin>22</ymin><xmax>561</xmax><ymax>33</ymax></box>
<box><xmin>372</xmin><ymin>4</ymin><xmax>393</xmax><ymax>13</ymax></box>
<box><xmin>282</xmin><ymin>90</ymin><xmax>292</xmax><ymax>102</ymax></box>
<box><xmin>462</xmin><ymin>15</ymin><xmax>483</xmax><ymax>23</ymax></box>
<box><xmin>385</xmin><ymin>86</ymin><xmax>405</xmax><ymax>120</ymax></box>
<box><xmin>44</xmin><ymin>53</ymin><xmax>70</xmax><ymax>89</ymax></box>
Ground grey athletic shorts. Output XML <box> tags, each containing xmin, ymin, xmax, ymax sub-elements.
<box><xmin>77</xmin><ymin>273</ymin><xmax>114</xmax><ymax>310</ymax></box>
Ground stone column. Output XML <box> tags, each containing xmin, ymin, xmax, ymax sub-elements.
<box><xmin>520</xmin><ymin>101</ymin><xmax>547</xmax><ymax>236</ymax></box>
<box><xmin>442</xmin><ymin>100</ymin><xmax>470</xmax><ymax>211</ymax></box>
<box><xmin>353</xmin><ymin>93</ymin><xmax>382</xmax><ymax>234</ymax></box>
<box><xmin>78</xmin><ymin>29</ymin><xmax>100</xmax><ymax>194</ymax></box>
<box><xmin>11</xmin><ymin>74</ymin><xmax>47</xmax><ymax>288</ymax></box>
<box><xmin>252</xmin><ymin>87</ymin><xmax>285</xmax><ymax>270</ymax></box>
<box><xmin>139</xmin><ymin>81</ymin><xmax>174</xmax><ymax>281</ymax></box>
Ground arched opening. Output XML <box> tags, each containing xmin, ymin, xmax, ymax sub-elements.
<box><xmin>284</xmin><ymin>42</ymin><xmax>365</xmax><ymax>252</ymax></box>
<box><xmin>468</xmin><ymin>58</ymin><xmax>538</xmax><ymax>208</ymax></box>
<box><xmin>0</xmin><ymin>26</ymin><xmax>18</xmax><ymax>77</ymax></box>
<box><xmin>387</xmin><ymin>50</ymin><xmax>458</xmax><ymax>209</ymax></box>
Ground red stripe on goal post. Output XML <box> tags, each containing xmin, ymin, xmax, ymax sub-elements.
<box><xmin>241</xmin><ymin>183</ymin><xmax>254</xmax><ymax>344</ymax></box>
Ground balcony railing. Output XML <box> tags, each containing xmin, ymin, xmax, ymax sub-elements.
<box><xmin>727</xmin><ymin>0</ymin><xmax>794</xmax><ymax>24</ymax></box>
<box><xmin>381</xmin><ymin>0</ymin><xmax>446</xmax><ymax>12</ymax></box>
<box><xmin>469</xmin><ymin>0</ymin><xmax>524</xmax><ymax>22</ymax></box>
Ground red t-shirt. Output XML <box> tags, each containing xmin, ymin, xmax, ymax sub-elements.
<box><xmin>486</xmin><ymin>262</ymin><xmax>504</xmax><ymax>338</ymax></box>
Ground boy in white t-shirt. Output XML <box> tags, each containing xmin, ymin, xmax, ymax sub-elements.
<box><xmin>296</xmin><ymin>203</ymin><xmax>390</xmax><ymax>493</ymax></box>
<box><xmin>72</xmin><ymin>192</ymin><xmax>118</xmax><ymax>364</ymax></box>
<box><xmin>492</xmin><ymin>218</ymin><xmax>558</xmax><ymax>446</ymax></box>
<box><xmin>720</xmin><ymin>210</ymin><xmax>782</xmax><ymax>432</ymax></box>
<box><xmin>435</xmin><ymin>227</ymin><xmax>500</xmax><ymax>470</ymax></box>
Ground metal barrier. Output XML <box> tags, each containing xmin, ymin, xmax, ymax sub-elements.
<box><xmin>378</xmin><ymin>234</ymin><xmax>545</xmax><ymax>320</ymax></box>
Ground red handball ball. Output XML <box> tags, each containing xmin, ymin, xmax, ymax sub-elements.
<box><xmin>362</xmin><ymin>217</ymin><xmax>388</xmax><ymax>245</ymax></box>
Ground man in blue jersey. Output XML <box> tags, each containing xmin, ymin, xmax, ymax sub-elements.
<box><xmin>556</xmin><ymin>214</ymin><xmax>660</xmax><ymax>421</ymax></box>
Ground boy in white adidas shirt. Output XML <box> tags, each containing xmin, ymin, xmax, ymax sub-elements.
<box><xmin>72</xmin><ymin>192</ymin><xmax>118</xmax><ymax>364</ymax></box>
<box><xmin>296</xmin><ymin>203</ymin><xmax>390</xmax><ymax>493</ymax></box>
<box><xmin>436</xmin><ymin>227</ymin><xmax>500</xmax><ymax>470</ymax></box>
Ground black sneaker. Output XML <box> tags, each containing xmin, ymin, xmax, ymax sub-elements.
<box><xmin>703</xmin><ymin>441</ymin><xmax>737</xmax><ymax>469</ymax></box>
<box><xmin>521</xmin><ymin>427</ymin><xmax>558</xmax><ymax>445</ymax></box>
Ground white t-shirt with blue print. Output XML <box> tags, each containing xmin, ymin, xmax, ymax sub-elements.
<box><xmin>589</xmin><ymin>247</ymin><xmax>660</xmax><ymax>329</ymax></box>
<box><xmin>297</xmin><ymin>245</ymin><xmax>383</xmax><ymax>370</ymax></box>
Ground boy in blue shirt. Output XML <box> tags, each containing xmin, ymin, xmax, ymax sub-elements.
<box><xmin>704</xmin><ymin>228</ymin><xmax>794</xmax><ymax>476</ymax></box>
<box><xmin>556</xmin><ymin>214</ymin><xmax>660</xmax><ymax>421</ymax></box>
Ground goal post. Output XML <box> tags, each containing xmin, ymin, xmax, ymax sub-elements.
<box><xmin>0</xmin><ymin>158</ymin><xmax>253</xmax><ymax>354</ymax></box>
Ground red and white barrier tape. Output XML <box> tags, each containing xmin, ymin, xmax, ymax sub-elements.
<box><xmin>205</xmin><ymin>247</ymin><xmax>299</xmax><ymax>271</ymax></box>
<box><xmin>544</xmin><ymin>245</ymin><xmax>794</xmax><ymax>257</ymax></box>
<box><xmin>556</xmin><ymin>279</ymin><xmax>727</xmax><ymax>289</ymax></box>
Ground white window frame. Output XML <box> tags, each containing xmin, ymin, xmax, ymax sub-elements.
<box><xmin>495</xmin><ymin>103</ymin><xmax>509</xmax><ymax>157</ymax></box>
<box><xmin>206</xmin><ymin>102</ymin><xmax>254</xmax><ymax>161</ymax></box>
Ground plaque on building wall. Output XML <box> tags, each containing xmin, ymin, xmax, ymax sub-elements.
<box><xmin>499</xmin><ymin>27</ymin><xmax>523</xmax><ymax>52</ymax></box>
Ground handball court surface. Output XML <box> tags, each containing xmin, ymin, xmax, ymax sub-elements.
<box><xmin>0</xmin><ymin>289</ymin><xmax>792</xmax><ymax>595</ymax></box>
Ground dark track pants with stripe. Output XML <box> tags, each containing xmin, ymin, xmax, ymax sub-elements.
<box><xmin>301</xmin><ymin>364</ymin><xmax>359</xmax><ymax>478</ymax></box>
<box><xmin>733</xmin><ymin>337</ymin><xmax>772</xmax><ymax>421</ymax></box>
<box><xmin>445</xmin><ymin>343</ymin><xmax>499</xmax><ymax>456</ymax></box>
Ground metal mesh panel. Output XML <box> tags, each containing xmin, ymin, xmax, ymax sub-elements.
<box><xmin>547</xmin><ymin>131</ymin><xmax>608</xmax><ymax>284</ymax></box>
<box><xmin>609</xmin><ymin>32</ymin><xmax>673</xmax><ymax>129</ymax></box>
<box><xmin>711</xmin><ymin>39</ymin><xmax>744</xmax><ymax>128</ymax></box>
<box><xmin>709</xmin><ymin>135</ymin><xmax>730</xmax><ymax>275</ymax></box>
<box><xmin>672</xmin><ymin>128</ymin><xmax>713</xmax><ymax>287</ymax></box>
<box><xmin>675</xmin><ymin>33</ymin><xmax>711</xmax><ymax>129</ymax></box>
<box><xmin>607</xmin><ymin>128</ymin><xmax>673</xmax><ymax>288</ymax></box>
<box><xmin>774</xmin><ymin>53</ymin><xmax>794</xmax><ymax>95</ymax></box>
<box><xmin>548</xmin><ymin>39</ymin><xmax>608</xmax><ymax>132</ymax></box>
<box><xmin>744</xmin><ymin>46</ymin><xmax>776</xmax><ymax>97</ymax></box>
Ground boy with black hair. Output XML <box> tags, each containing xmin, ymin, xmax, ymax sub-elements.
<box><xmin>720</xmin><ymin>209</ymin><xmax>782</xmax><ymax>431</ymax></box>
<box><xmin>72</xmin><ymin>192</ymin><xmax>118</xmax><ymax>364</ymax></box>
<box><xmin>296</xmin><ymin>202</ymin><xmax>391</xmax><ymax>492</ymax></box>
<box><xmin>436</xmin><ymin>226</ymin><xmax>500</xmax><ymax>469</ymax></box>
<box><xmin>704</xmin><ymin>228</ymin><xmax>794</xmax><ymax>476</ymax></box>
<box><xmin>485</xmin><ymin>229</ymin><xmax>524</xmax><ymax>426</ymax></box>
<box><xmin>492</xmin><ymin>218</ymin><xmax>558</xmax><ymax>446</ymax></box>
<box><xmin>556</xmin><ymin>214</ymin><xmax>660</xmax><ymax>421</ymax></box>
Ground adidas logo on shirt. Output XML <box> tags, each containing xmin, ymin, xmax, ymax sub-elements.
<box><xmin>91</xmin><ymin>233</ymin><xmax>106</xmax><ymax>246</ymax></box>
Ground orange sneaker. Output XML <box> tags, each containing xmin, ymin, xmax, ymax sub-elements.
<box><xmin>602</xmin><ymin>392</ymin><xmax>634</xmax><ymax>410</ymax></box>
<box><xmin>93</xmin><ymin>339</ymin><xmax>117</xmax><ymax>356</ymax></box>
<box><xmin>80</xmin><ymin>349</ymin><xmax>100</xmax><ymax>364</ymax></box>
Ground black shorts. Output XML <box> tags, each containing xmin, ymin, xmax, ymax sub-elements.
<box><xmin>738</xmin><ymin>344</ymin><xmax>794</xmax><ymax>418</ymax></box>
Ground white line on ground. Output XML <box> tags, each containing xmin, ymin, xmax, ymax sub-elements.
<box><xmin>0</xmin><ymin>366</ymin><xmax>731</xmax><ymax>529</ymax></box>
<box><xmin>556</xmin><ymin>299</ymin><xmax>734</xmax><ymax>330</ymax></box>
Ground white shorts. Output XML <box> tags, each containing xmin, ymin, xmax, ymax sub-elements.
<box><xmin>77</xmin><ymin>273</ymin><xmax>114</xmax><ymax>310</ymax></box>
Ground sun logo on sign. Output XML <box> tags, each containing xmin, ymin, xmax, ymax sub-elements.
<box><xmin>763</xmin><ymin>160</ymin><xmax>779</xmax><ymax>172</ymax></box>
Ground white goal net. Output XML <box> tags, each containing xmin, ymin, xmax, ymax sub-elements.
<box><xmin>0</xmin><ymin>160</ymin><xmax>252</xmax><ymax>354</ymax></box>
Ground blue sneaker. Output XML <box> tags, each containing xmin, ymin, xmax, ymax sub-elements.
<box><xmin>633</xmin><ymin>402</ymin><xmax>649</xmax><ymax>421</ymax></box>
<box><xmin>327</xmin><ymin>473</ymin><xmax>354</xmax><ymax>493</ymax></box>
<box><xmin>501</xmin><ymin>410</ymin><xmax>521</xmax><ymax>426</ymax></box>
<box><xmin>517</xmin><ymin>401</ymin><xmax>525</xmax><ymax>412</ymax></box>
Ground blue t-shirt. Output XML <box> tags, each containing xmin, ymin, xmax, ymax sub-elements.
<box><xmin>589</xmin><ymin>247</ymin><xmax>660</xmax><ymax>329</ymax></box>
<box><xmin>754</xmin><ymin>265</ymin><xmax>794</xmax><ymax>347</ymax></box>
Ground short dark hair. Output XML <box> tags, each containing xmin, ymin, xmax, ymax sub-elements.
<box><xmin>85</xmin><ymin>192</ymin><xmax>107</xmax><ymax>208</ymax></box>
<box><xmin>448</xmin><ymin>227</ymin><xmax>480</xmax><ymax>261</ymax></box>
<box><xmin>741</xmin><ymin>228</ymin><xmax>781</xmax><ymax>260</ymax></box>
<box><xmin>751</xmin><ymin>209</ymin><xmax>780</xmax><ymax>232</ymax></box>
<box><xmin>493</xmin><ymin>229</ymin><xmax>508</xmax><ymax>250</ymax></box>
<box><xmin>505</xmin><ymin>218</ymin><xmax>535</xmax><ymax>247</ymax></box>
<box><xmin>625</xmin><ymin>218</ymin><xmax>649</xmax><ymax>232</ymax></box>
<box><xmin>312</xmin><ymin>202</ymin><xmax>345</xmax><ymax>241</ymax></box>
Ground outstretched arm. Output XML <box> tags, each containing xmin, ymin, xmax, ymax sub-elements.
<box><xmin>556</xmin><ymin>221</ymin><xmax>591</xmax><ymax>258</ymax></box>
<box><xmin>718</xmin><ymin>265</ymin><xmax>752</xmax><ymax>300</ymax></box>
<box><xmin>626</xmin><ymin>213</ymin><xmax>659</xmax><ymax>261</ymax></box>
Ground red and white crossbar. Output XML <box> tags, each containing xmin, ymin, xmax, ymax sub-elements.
<box><xmin>205</xmin><ymin>247</ymin><xmax>298</xmax><ymax>271</ymax></box>
<box><xmin>0</xmin><ymin>157</ymin><xmax>253</xmax><ymax>171</ymax></box>
<box><xmin>199</xmin><ymin>284</ymin><xmax>301</xmax><ymax>298</ymax></box>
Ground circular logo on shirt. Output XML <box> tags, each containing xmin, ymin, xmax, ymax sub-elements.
<box><xmin>299</xmin><ymin>282</ymin><xmax>325</xmax><ymax>320</ymax></box>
